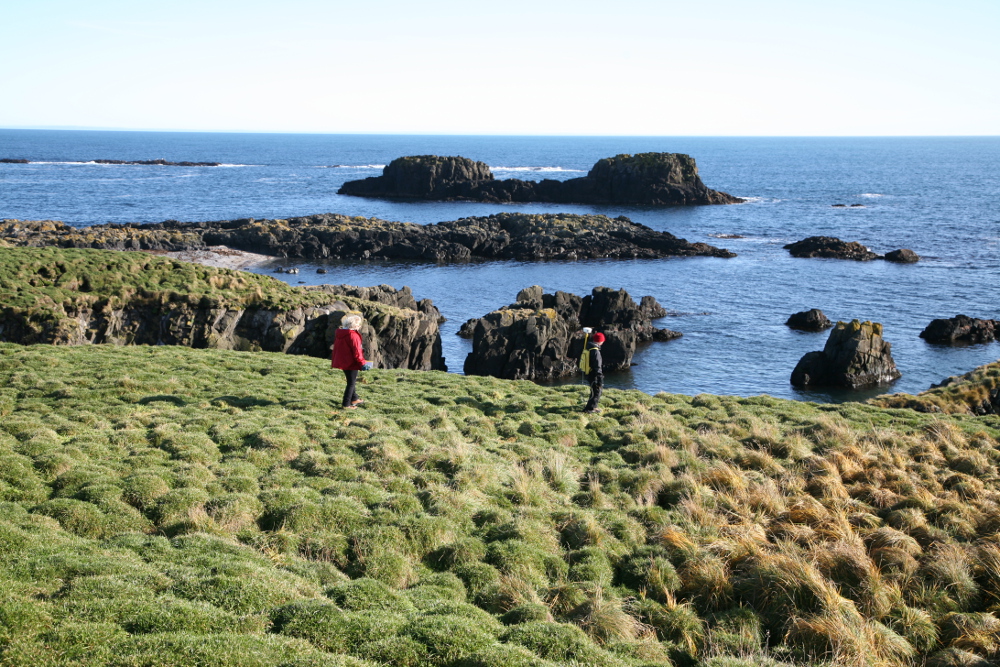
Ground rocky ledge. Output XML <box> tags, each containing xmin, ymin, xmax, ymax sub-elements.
<box><xmin>784</xmin><ymin>236</ymin><xmax>920</xmax><ymax>262</ymax></box>
<box><xmin>0</xmin><ymin>213</ymin><xmax>736</xmax><ymax>262</ymax></box>
<box><xmin>462</xmin><ymin>286</ymin><xmax>680</xmax><ymax>381</ymax></box>
<box><xmin>339</xmin><ymin>153</ymin><xmax>743</xmax><ymax>206</ymax></box>
<box><xmin>920</xmin><ymin>315</ymin><xmax>998</xmax><ymax>345</ymax></box>
<box><xmin>0</xmin><ymin>247</ymin><xmax>445</xmax><ymax>371</ymax></box>
<box><xmin>791</xmin><ymin>319</ymin><xmax>901</xmax><ymax>388</ymax></box>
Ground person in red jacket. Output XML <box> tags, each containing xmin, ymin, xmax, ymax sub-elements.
<box><xmin>331</xmin><ymin>314</ymin><xmax>369</xmax><ymax>409</ymax></box>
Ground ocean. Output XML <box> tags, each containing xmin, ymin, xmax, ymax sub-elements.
<box><xmin>2</xmin><ymin>129</ymin><xmax>998</xmax><ymax>402</ymax></box>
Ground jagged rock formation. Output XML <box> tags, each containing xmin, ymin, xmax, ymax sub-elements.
<box><xmin>791</xmin><ymin>320</ymin><xmax>901</xmax><ymax>388</ymax></box>
<box><xmin>920</xmin><ymin>315</ymin><xmax>998</xmax><ymax>345</ymax></box>
<box><xmin>462</xmin><ymin>286</ymin><xmax>680</xmax><ymax>380</ymax></box>
<box><xmin>786</xmin><ymin>309</ymin><xmax>833</xmax><ymax>331</ymax></box>
<box><xmin>0</xmin><ymin>213</ymin><xmax>736</xmax><ymax>261</ymax></box>
<box><xmin>339</xmin><ymin>153</ymin><xmax>742</xmax><ymax>205</ymax></box>
<box><xmin>784</xmin><ymin>236</ymin><xmax>920</xmax><ymax>262</ymax></box>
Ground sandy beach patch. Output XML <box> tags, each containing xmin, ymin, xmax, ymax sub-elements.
<box><xmin>144</xmin><ymin>245</ymin><xmax>274</xmax><ymax>271</ymax></box>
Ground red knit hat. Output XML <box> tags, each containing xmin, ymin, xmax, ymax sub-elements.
<box><xmin>592</xmin><ymin>332</ymin><xmax>606</xmax><ymax>343</ymax></box>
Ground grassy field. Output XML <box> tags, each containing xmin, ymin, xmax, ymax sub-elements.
<box><xmin>2</xmin><ymin>343</ymin><xmax>1000</xmax><ymax>666</ymax></box>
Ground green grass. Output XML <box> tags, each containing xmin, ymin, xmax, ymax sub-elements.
<box><xmin>1</xmin><ymin>343</ymin><xmax>1000</xmax><ymax>665</ymax></box>
<box><xmin>0</xmin><ymin>246</ymin><xmax>380</xmax><ymax>315</ymax></box>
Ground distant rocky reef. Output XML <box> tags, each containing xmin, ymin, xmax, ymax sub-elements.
<box><xmin>784</xmin><ymin>236</ymin><xmax>920</xmax><ymax>262</ymax></box>
<box><xmin>0</xmin><ymin>158</ymin><xmax>221</xmax><ymax>166</ymax></box>
<box><xmin>462</xmin><ymin>286</ymin><xmax>680</xmax><ymax>381</ymax></box>
<box><xmin>0</xmin><ymin>213</ymin><xmax>735</xmax><ymax>262</ymax></box>
<box><xmin>338</xmin><ymin>153</ymin><xmax>743</xmax><ymax>206</ymax></box>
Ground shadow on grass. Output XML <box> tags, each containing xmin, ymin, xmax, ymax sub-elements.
<box><xmin>210</xmin><ymin>395</ymin><xmax>278</xmax><ymax>409</ymax></box>
<box><xmin>137</xmin><ymin>395</ymin><xmax>187</xmax><ymax>406</ymax></box>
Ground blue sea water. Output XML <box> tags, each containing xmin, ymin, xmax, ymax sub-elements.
<box><xmin>1</xmin><ymin>129</ymin><xmax>998</xmax><ymax>402</ymax></box>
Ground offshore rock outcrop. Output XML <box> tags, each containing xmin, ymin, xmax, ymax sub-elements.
<box><xmin>339</xmin><ymin>153</ymin><xmax>743</xmax><ymax>206</ymax></box>
<box><xmin>786</xmin><ymin>309</ymin><xmax>833</xmax><ymax>332</ymax></box>
<box><xmin>784</xmin><ymin>236</ymin><xmax>920</xmax><ymax>263</ymax></box>
<box><xmin>462</xmin><ymin>286</ymin><xmax>680</xmax><ymax>381</ymax></box>
<box><xmin>0</xmin><ymin>214</ymin><xmax>736</xmax><ymax>261</ymax></box>
<box><xmin>920</xmin><ymin>315</ymin><xmax>998</xmax><ymax>345</ymax></box>
<box><xmin>791</xmin><ymin>320</ymin><xmax>901</xmax><ymax>388</ymax></box>
<box><xmin>784</xmin><ymin>237</ymin><xmax>881</xmax><ymax>261</ymax></box>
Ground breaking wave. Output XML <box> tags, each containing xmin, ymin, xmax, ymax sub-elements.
<box><xmin>321</xmin><ymin>164</ymin><xmax>386</xmax><ymax>169</ymax></box>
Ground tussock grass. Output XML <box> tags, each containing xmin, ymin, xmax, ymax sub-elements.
<box><xmin>1</xmin><ymin>343</ymin><xmax>999</xmax><ymax>665</ymax></box>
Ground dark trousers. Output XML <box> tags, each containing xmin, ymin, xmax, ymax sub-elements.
<box><xmin>342</xmin><ymin>369</ymin><xmax>359</xmax><ymax>407</ymax></box>
<box><xmin>584</xmin><ymin>379</ymin><xmax>603</xmax><ymax>412</ymax></box>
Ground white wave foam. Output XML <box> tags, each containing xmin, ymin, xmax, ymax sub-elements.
<box><xmin>490</xmin><ymin>166</ymin><xmax>585</xmax><ymax>173</ymax></box>
<box><xmin>858</xmin><ymin>193</ymin><xmax>885</xmax><ymax>198</ymax></box>
<box><xmin>321</xmin><ymin>164</ymin><xmax>386</xmax><ymax>169</ymax></box>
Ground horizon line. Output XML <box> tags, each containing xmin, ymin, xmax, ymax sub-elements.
<box><xmin>2</xmin><ymin>126</ymin><xmax>999</xmax><ymax>139</ymax></box>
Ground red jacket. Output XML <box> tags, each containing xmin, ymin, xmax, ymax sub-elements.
<box><xmin>331</xmin><ymin>329</ymin><xmax>366</xmax><ymax>370</ymax></box>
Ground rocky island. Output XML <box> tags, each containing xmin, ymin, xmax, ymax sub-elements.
<box><xmin>0</xmin><ymin>213</ymin><xmax>736</xmax><ymax>261</ymax></box>
<box><xmin>338</xmin><ymin>153</ymin><xmax>743</xmax><ymax>206</ymax></box>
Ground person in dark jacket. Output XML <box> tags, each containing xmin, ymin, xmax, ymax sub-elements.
<box><xmin>330</xmin><ymin>314</ymin><xmax>369</xmax><ymax>409</ymax></box>
<box><xmin>583</xmin><ymin>332</ymin><xmax>605</xmax><ymax>413</ymax></box>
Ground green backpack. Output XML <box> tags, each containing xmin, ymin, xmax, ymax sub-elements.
<box><xmin>578</xmin><ymin>334</ymin><xmax>591</xmax><ymax>374</ymax></box>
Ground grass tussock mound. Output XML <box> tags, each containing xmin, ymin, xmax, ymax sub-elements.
<box><xmin>2</xmin><ymin>343</ymin><xmax>1000</xmax><ymax>666</ymax></box>
<box><xmin>871</xmin><ymin>362</ymin><xmax>1000</xmax><ymax>416</ymax></box>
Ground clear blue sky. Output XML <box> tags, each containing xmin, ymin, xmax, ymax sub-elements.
<box><xmin>1</xmin><ymin>0</ymin><xmax>997</xmax><ymax>135</ymax></box>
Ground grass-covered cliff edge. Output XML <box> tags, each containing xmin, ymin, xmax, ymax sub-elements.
<box><xmin>3</xmin><ymin>343</ymin><xmax>1000</xmax><ymax>667</ymax></box>
<box><xmin>0</xmin><ymin>247</ymin><xmax>445</xmax><ymax>370</ymax></box>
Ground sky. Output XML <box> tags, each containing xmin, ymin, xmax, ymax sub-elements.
<box><xmin>1</xmin><ymin>0</ymin><xmax>997</xmax><ymax>136</ymax></box>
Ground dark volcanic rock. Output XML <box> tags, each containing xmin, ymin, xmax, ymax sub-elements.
<box><xmin>462</xmin><ymin>286</ymin><xmax>680</xmax><ymax>380</ymax></box>
<box><xmin>791</xmin><ymin>319</ymin><xmax>901</xmax><ymax>388</ymax></box>
<box><xmin>884</xmin><ymin>248</ymin><xmax>920</xmax><ymax>263</ymax></box>
<box><xmin>920</xmin><ymin>315</ymin><xmax>998</xmax><ymax>345</ymax></box>
<box><xmin>786</xmin><ymin>309</ymin><xmax>833</xmax><ymax>331</ymax></box>
<box><xmin>340</xmin><ymin>153</ymin><xmax>742</xmax><ymax>206</ymax></box>
<box><xmin>0</xmin><ymin>158</ymin><xmax>29</xmax><ymax>164</ymax></box>
<box><xmin>0</xmin><ymin>213</ymin><xmax>736</xmax><ymax>262</ymax></box>
<box><xmin>784</xmin><ymin>236</ymin><xmax>881</xmax><ymax>261</ymax></box>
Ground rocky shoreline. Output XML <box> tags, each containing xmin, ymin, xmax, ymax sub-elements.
<box><xmin>339</xmin><ymin>153</ymin><xmax>743</xmax><ymax>206</ymax></box>
<box><xmin>0</xmin><ymin>213</ymin><xmax>736</xmax><ymax>261</ymax></box>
